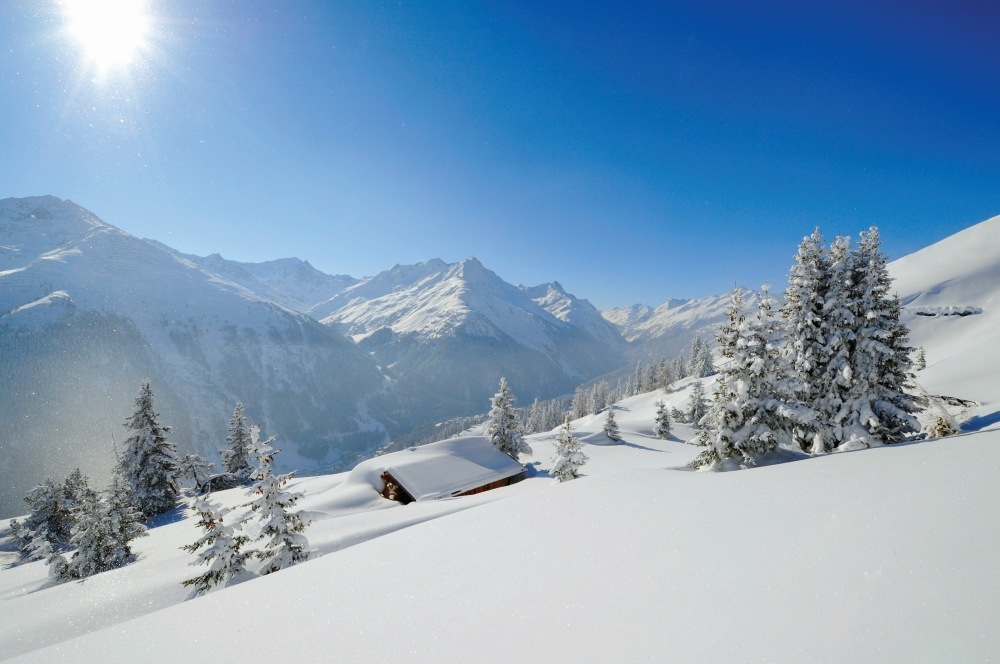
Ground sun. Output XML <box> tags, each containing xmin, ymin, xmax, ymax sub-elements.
<box><xmin>61</xmin><ymin>0</ymin><xmax>151</xmax><ymax>74</ymax></box>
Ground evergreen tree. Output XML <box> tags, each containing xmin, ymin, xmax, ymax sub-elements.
<box><xmin>694</xmin><ymin>285</ymin><xmax>810</xmax><ymax>468</ymax></box>
<box><xmin>551</xmin><ymin>416</ymin><xmax>587</xmax><ymax>482</ymax></box>
<box><xmin>654</xmin><ymin>400</ymin><xmax>671</xmax><ymax>439</ymax></box>
<box><xmin>486</xmin><ymin>377</ymin><xmax>532</xmax><ymax>461</ymax></box>
<box><xmin>220</xmin><ymin>402</ymin><xmax>254</xmax><ymax>476</ymax></box>
<box><xmin>837</xmin><ymin>228</ymin><xmax>919</xmax><ymax>447</ymax></box>
<box><xmin>692</xmin><ymin>342</ymin><xmax>716</xmax><ymax>378</ymax></box>
<box><xmin>66</xmin><ymin>477</ymin><xmax>146</xmax><ymax>579</ymax></box>
<box><xmin>673</xmin><ymin>354</ymin><xmax>688</xmax><ymax>380</ymax></box>
<box><xmin>35</xmin><ymin>537</ymin><xmax>71</xmax><ymax>583</ymax></box>
<box><xmin>781</xmin><ymin>228</ymin><xmax>835</xmax><ymax>453</ymax></box>
<box><xmin>657</xmin><ymin>357</ymin><xmax>676</xmax><ymax>390</ymax></box>
<box><xmin>182</xmin><ymin>496</ymin><xmax>254</xmax><ymax>594</ymax></box>
<box><xmin>590</xmin><ymin>380</ymin><xmax>610</xmax><ymax>415</ymax></box>
<box><xmin>914</xmin><ymin>347</ymin><xmax>927</xmax><ymax>371</ymax></box>
<box><xmin>117</xmin><ymin>381</ymin><xmax>181</xmax><ymax>517</ymax></box>
<box><xmin>23</xmin><ymin>477</ymin><xmax>79</xmax><ymax>550</ymax></box>
<box><xmin>572</xmin><ymin>385</ymin><xmax>589</xmax><ymax>419</ymax></box>
<box><xmin>244</xmin><ymin>427</ymin><xmax>311</xmax><ymax>575</ymax></box>
<box><xmin>604</xmin><ymin>407</ymin><xmax>621</xmax><ymax>441</ymax></box>
<box><xmin>8</xmin><ymin>519</ymin><xmax>35</xmax><ymax>560</ymax></box>
<box><xmin>688</xmin><ymin>380</ymin><xmax>708</xmax><ymax>428</ymax></box>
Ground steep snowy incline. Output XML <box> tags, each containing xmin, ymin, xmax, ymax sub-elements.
<box><xmin>890</xmin><ymin>214</ymin><xmax>1000</xmax><ymax>427</ymax></box>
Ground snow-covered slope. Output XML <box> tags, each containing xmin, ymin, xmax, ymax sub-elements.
<box><xmin>4</xmin><ymin>212</ymin><xmax>1000</xmax><ymax>662</ymax></box>
<box><xmin>0</xmin><ymin>197</ymin><xmax>387</xmax><ymax>519</ymax></box>
<box><xmin>310</xmin><ymin>257</ymin><xmax>626</xmax><ymax>425</ymax></box>
<box><xmin>3</xmin><ymin>383</ymin><xmax>998</xmax><ymax>663</ymax></box>
<box><xmin>891</xmin><ymin>213</ymin><xmax>1000</xmax><ymax>429</ymax></box>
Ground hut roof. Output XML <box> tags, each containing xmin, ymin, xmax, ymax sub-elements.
<box><xmin>370</xmin><ymin>436</ymin><xmax>525</xmax><ymax>502</ymax></box>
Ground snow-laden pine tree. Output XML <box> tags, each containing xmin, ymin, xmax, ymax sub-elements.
<box><xmin>220</xmin><ymin>402</ymin><xmax>254</xmax><ymax>476</ymax></box>
<box><xmin>835</xmin><ymin>227</ymin><xmax>919</xmax><ymax>447</ymax></box>
<box><xmin>572</xmin><ymin>385</ymin><xmax>589</xmax><ymax>419</ymax></box>
<box><xmin>551</xmin><ymin>416</ymin><xmax>587</xmax><ymax>482</ymax></box>
<box><xmin>658</xmin><ymin>357</ymin><xmax>676</xmax><ymax>390</ymax></box>
<box><xmin>673</xmin><ymin>354</ymin><xmax>688</xmax><ymax>380</ymax></box>
<box><xmin>486</xmin><ymin>377</ymin><xmax>532</xmax><ymax>461</ymax></box>
<box><xmin>913</xmin><ymin>347</ymin><xmax>927</xmax><ymax>371</ymax></box>
<box><xmin>694</xmin><ymin>285</ymin><xmax>811</xmax><ymax>469</ymax></box>
<box><xmin>654</xmin><ymin>400</ymin><xmax>671</xmax><ymax>439</ymax></box>
<box><xmin>781</xmin><ymin>228</ymin><xmax>835</xmax><ymax>452</ymax></box>
<box><xmin>182</xmin><ymin>496</ymin><xmax>254</xmax><ymax>594</ymax></box>
<box><xmin>66</xmin><ymin>477</ymin><xmax>146</xmax><ymax>579</ymax></box>
<box><xmin>604</xmin><ymin>406</ymin><xmax>621</xmax><ymax>441</ymax></box>
<box><xmin>688</xmin><ymin>380</ymin><xmax>708</xmax><ymax>427</ymax></box>
<box><xmin>243</xmin><ymin>426</ymin><xmax>311</xmax><ymax>575</ymax></box>
<box><xmin>117</xmin><ymin>381</ymin><xmax>181</xmax><ymax>517</ymax></box>
<box><xmin>22</xmin><ymin>479</ymin><xmax>70</xmax><ymax>550</ymax></box>
<box><xmin>7</xmin><ymin>519</ymin><xmax>35</xmax><ymax>561</ymax></box>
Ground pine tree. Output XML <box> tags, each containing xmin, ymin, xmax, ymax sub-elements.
<box><xmin>654</xmin><ymin>400</ymin><xmax>671</xmax><ymax>439</ymax></box>
<box><xmin>551</xmin><ymin>416</ymin><xmax>587</xmax><ymax>482</ymax></box>
<box><xmin>657</xmin><ymin>357</ymin><xmax>676</xmax><ymax>390</ymax></box>
<box><xmin>220</xmin><ymin>403</ymin><xmax>254</xmax><ymax>476</ymax></box>
<box><xmin>486</xmin><ymin>377</ymin><xmax>532</xmax><ymax>461</ymax></box>
<box><xmin>66</xmin><ymin>477</ymin><xmax>146</xmax><ymax>579</ymax></box>
<box><xmin>35</xmin><ymin>537</ymin><xmax>71</xmax><ymax>583</ymax></box>
<box><xmin>673</xmin><ymin>354</ymin><xmax>688</xmax><ymax>380</ymax></box>
<box><xmin>117</xmin><ymin>381</ymin><xmax>181</xmax><ymax>517</ymax></box>
<box><xmin>781</xmin><ymin>228</ymin><xmax>834</xmax><ymax>452</ymax></box>
<box><xmin>604</xmin><ymin>407</ymin><xmax>621</xmax><ymax>441</ymax></box>
<box><xmin>836</xmin><ymin>228</ymin><xmax>919</xmax><ymax>448</ymax></box>
<box><xmin>913</xmin><ymin>347</ymin><xmax>927</xmax><ymax>371</ymax></box>
<box><xmin>23</xmin><ymin>477</ymin><xmax>79</xmax><ymax>550</ymax></box>
<box><xmin>688</xmin><ymin>380</ymin><xmax>708</xmax><ymax>428</ymax></box>
<box><xmin>8</xmin><ymin>519</ymin><xmax>33</xmax><ymax>560</ymax></box>
<box><xmin>572</xmin><ymin>385</ymin><xmax>589</xmax><ymax>419</ymax></box>
<box><xmin>694</xmin><ymin>285</ymin><xmax>810</xmax><ymax>469</ymax></box>
<box><xmin>244</xmin><ymin>427</ymin><xmax>310</xmax><ymax>575</ymax></box>
<box><xmin>182</xmin><ymin>496</ymin><xmax>254</xmax><ymax>594</ymax></box>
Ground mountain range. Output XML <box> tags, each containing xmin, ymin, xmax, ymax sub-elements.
<box><xmin>0</xmin><ymin>196</ymin><xmax>718</xmax><ymax>518</ymax></box>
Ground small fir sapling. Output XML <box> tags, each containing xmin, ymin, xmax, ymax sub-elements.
<box><xmin>654</xmin><ymin>400</ymin><xmax>671</xmax><ymax>439</ymax></box>
<box><xmin>604</xmin><ymin>407</ymin><xmax>621</xmax><ymax>441</ymax></box>
<box><xmin>551</xmin><ymin>416</ymin><xmax>588</xmax><ymax>482</ymax></box>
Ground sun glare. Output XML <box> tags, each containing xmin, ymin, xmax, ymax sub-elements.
<box><xmin>62</xmin><ymin>0</ymin><xmax>150</xmax><ymax>74</ymax></box>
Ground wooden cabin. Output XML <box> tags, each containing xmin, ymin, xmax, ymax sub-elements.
<box><xmin>371</xmin><ymin>436</ymin><xmax>526</xmax><ymax>504</ymax></box>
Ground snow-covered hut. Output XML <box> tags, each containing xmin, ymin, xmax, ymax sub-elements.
<box><xmin>367</xmin><ymin>436</ymin><xmax>526</xmax><ymax>504</ymax></box>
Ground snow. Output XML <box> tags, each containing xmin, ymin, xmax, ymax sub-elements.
<box><xmin>351</xmin><ymin>436</ymin><xmax>525</xmax><ymax>501</ymax></box>
<box><xmin>2</xmin><ymin>212</ymin><xmax>1000</xmax><ymax>661</ymax></box>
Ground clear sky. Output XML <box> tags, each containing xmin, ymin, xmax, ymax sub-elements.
<box><xmin>2</xmin><ymin>0</ymin><xmax>998</xmax><ymax>309</ymax></box>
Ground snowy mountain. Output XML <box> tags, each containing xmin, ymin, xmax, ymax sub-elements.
<box><xmin>310</xmin><ymin>257</ymin><xmax>626</xmax><ymax>425</ymax></box>
<box><xmin>603</xmin><ymin>293</ymin><xmax>760</xmax><ymax>362</ymax></box>
<box><xmin>160</xmin><ymin>249</ymin><xmax>359</xmax><ymax>314</ymax></box>
<box><xmin>0</xmin><ymin>197</ymin><xmax>387</xmax><ymax>519</ymax></box>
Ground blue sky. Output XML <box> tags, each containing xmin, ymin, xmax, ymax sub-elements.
<box><xmin>2</xmin><ymin>0</ymin><xmax>997</xmax><ymax>308</ymax></box>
